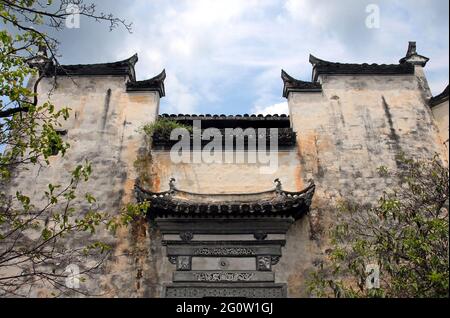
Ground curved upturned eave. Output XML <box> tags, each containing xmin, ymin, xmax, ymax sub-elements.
<box><xmin>126</xmin><ymin>69</ymin><xmax>166</xmax><ymax>97</ymax></box>
<box><xmin>135</xmin><ymin>181</ymin><xmax>316</xmax><ymax>220</ymax></box>
<box><xmin>309</xmin><ymin>54</ymin><xmax>331</xmax><ymax>66</ymax></box>
<box><xmin>430</xmin><ymin>85</ymin><xmax>449</xmax><ymax>108</ymax></box>
<box><xmin>281</xmin><ymin>69</ymin><xmax>322</xmax><ymax>98</ymax></box>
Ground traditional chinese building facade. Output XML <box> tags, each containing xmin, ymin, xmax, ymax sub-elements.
<box><xmin>1</xmin><ymin>42</ymin><xmax>448</xmax><ymax>297</ymax></box>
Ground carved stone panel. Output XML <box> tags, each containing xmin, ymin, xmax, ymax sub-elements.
<box><xmin>271</xmin><ymin>256</ymin><xmax>280</xmax><ymax>265</ymax></box>
<box><xmin>192</xmin><ymin>257</ymin><xmax>255</xmax><ymax>271</ymax></box>
<box><xmin>254</xmin><ymin>232</ymin><xmax>268</xmax><ymax>241</ymax></box>
<box><xmin>218</xmin><ymin>258</ymin><xmax>229</xmax><ymax>270</ymax></box>
<box><xmin>173</xmin><ymin>271</ymin><xmax>275</xmax><ymax>283</ymax></box>
<box><xmin>257</xmin><ymin>256</ymin><xmax>272</xmax><ymax>271</ymax></box>
<box><xmin>193</xmin><ymin>247</ymin><xmax>256</xmax><ymax>256</ymax></box>
<box><xmin>164</xmin><ymin>283</ymin><xmax>287</xmax><ymax>298</ymax></box>
<box><xmin>176</xmin><ymin>256</ymin><xmax>192</xmax><ymax>271</ymax></box>
<box><xmin>195</xmin><ymin>272</ymin><xmax>254</xmax><ymax>282</ymax></box>
<box><xmin>166</xmin><ymin>245</ymin><xmax>282</xmax><ymax>257</ymax></box>
<box><xmin>180</xmin><ymin>232</ymin><xmax>194</xmax><ymax>242</ymax></box>
<box><xmin>157</xmin><ymin>218</ymin><xmax>296</xmax><ymax>298</ymax></box>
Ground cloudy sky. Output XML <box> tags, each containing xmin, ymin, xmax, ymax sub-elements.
<box><xmin>52</xmin><ymin>0</ymin><xmax>448</xmax><ymax>115</ymax></box>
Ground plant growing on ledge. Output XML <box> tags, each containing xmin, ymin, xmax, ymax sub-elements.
<box><xmin>308</xmin><ymin>155</ymin><xmax>449</xmax><ymax>298</ymax></box>
<box><xmin>141</xmin><ymin>118</ymin><xmax>192</xmax><ymax>142</ymax></box>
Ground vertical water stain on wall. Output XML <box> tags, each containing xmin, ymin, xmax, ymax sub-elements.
<box><xmin>382</xmin><ymin>96</ymin><xmax>403</xmax><ymax>167</ymax></box>
<box><xmin>101</xmin><ymin>89</ymin><xmax>112</xmax><ymax>133</ymax></box>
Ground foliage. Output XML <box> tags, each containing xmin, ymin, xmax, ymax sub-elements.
<box><xmin>308</xmin><ymin>155</ymin><xmax>449</xmax><ymax>298</ymax></box>
<box><xmin>1</xmin><ymin>162</ymin><xmax>104</xmax><ymax>295</ymax></box>
<box><xmin>106</xmin><ymin>201</ymin><xmax>150</xmax><ymax>235</ymax></box>
<box><xmin>0</xmin><ymin>0</ymin><xmax>133</xmax><ymax>297</ymax></box>
<box><xmin>1</xmin><ymin>0</ymin><xmax>130</xmax><ymax>176</ymax></box>
<box><xmin>141</xmin><ymin>118</ymin><xmax>193</xmax><ymax>140</ymax></box>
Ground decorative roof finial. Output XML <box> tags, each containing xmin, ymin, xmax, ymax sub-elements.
<box><xmin>27</xmin><ymin>45</ymin><xmax>52</xmax><ymax>70</ymax></box>
<box><xmin>128</xmin><ymin>53</ymin><xmax>139</xmax><ymax>66</ymax></box>
<box><xmin>169</xmin><ymin>178</ymin><xmax>176</xmax><ymax>191</ymax></box>
<box><xmin>399</xmin><ymin>41</ymin><xmax>429</xmax><ymax>67</ymax></box>
<box><xmin>274</xmin><ymin>178</ymin><xmax>282</xmax><ymax>192</ymax></box>
<box><xmin>406</xmin><ymin>41</ymin><xmax>417</xmax><ymax>56</ymax></box>
<box><xmin>37</xmin><ymin>45</ymin><xmax>48</xmax><ymax>57</ymax></box>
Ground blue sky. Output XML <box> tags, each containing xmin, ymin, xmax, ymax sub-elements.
<box><xmin>28</xmin><ymin>0</ymin><xmax>450</xmax><ymax>115</ymax></box>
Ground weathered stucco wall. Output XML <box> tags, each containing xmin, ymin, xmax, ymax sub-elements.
<box><xmin>3</xmin><ymin>74</ymin><xmax>170</xmax><ymax>297</ymax></box>
<box><xmin>284</xmin><ymin>70</ymin><xmax>447</xmax><ymax>297</ymax></box>
<box><xmin>149</xmin><ymin>150</ymin><xmax>304</xmax><ymax>193</ymax></box>
<box><xmin>2</xmin><ymin>61</ymin><xmax>447</xmax><ymax>298</ymax></box>
<box><xmin>431</xmin><ymin>99</ymin><xmax>449</xmax><ymax>150</ymax></box>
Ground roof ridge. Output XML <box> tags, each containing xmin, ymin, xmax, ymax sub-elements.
<box><xmin>136</xmin><ymin>179</ymin><xmax>315</xmax><ymax>197</ymax></box>
<box><xmin>43</xmin><ymin>54</ymin><xmax>139</xmax><ymax>81</ymax></box>
<box><xmin>310</xmin><ymin>54</ymin><xmax>409</xmax><ymax>67</ymax></box>
<box><xmin>55</xmin><ymin>53</ymin><xmax>138</xmax><ymax>68</ymax></box>
<box><xmin>135</xmin><ymin>180</ymin><xmax>316</xmax><ymax>220</ymax></box>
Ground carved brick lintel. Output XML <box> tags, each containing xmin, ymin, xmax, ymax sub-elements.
<box><xmin>164</xmin><ymin>283</ymin><xmax>287</xmax><ymax>298</ymax></box>
<box><xmin>271</xmin><ymin>256</ymin><xmax>281</xmax><ymax>265</ymax></box>
<box><xmin>167</xmin><ymin>245</ymin><xmax>282</xmax><ymax>257</ymax></box>
<box><xmin>173</xmin><ymin>271</ymin><xmax>275</xmax><ymax>283</ymax></box>
<box><xmin>170</xmin><ymin>256</ymin><xmax>191</xmax><ymax>271</ymax></box>
<box><xmin>180</xmin><ymin>232</ymin><xmax>193</xmax><ymax>242</ymax></box>
<box><xmin>257</xmin><ymin>256</ymin><xmax>272</xmax><ymax>271</ymax></box>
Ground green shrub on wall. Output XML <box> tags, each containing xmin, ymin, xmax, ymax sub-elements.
<box><xmin>308</xmin><ymin>155</ymin><xmax>449</xmax><ymax>298</ymax></box>
<box><xmin>141</xmin><ymin>118</ymin><xmax>192</xmax><ymax>140</ymax></box>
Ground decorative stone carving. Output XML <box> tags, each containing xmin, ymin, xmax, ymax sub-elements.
<box><xmin>173</xmin><ymin>271</ymin><xmax>275</xmax><ymax>283</ymax></box>
<box><xmin>254</xmin><ymin>232</ymin><xmax>268</xmax><ymax>241</ymax></box>
<box><xmin>193</xmin><ymin>247</ymin><xmax>256</xmax><ymax>256</ymax></box>
<box><xmin>257</xmin><ymin>256</ymin><xmax>272</xmax><ymax>271</ymax></box>
<box><xmin>271</xmin><ymin>256</ymin><xmax>281</xmax><ymax>265</ymax></box>
<box><xmin>274</xmin><ymin>179</ymin><xmax>282</xmax><ymax>192</ymax></box>
<box><xmin>180</xmin><ymin>232</ymin><xmax>193</xmax><ymax>242</ymax></box>
<box><xmin>169</xmin><ymin>178</ymin><xmax>176</xmax><ymax>191</ymax></box>
<box><xmin>165</xmin><ymin>284</ymin><xmax>286</xmax><ymax>298</ymax></box>
<box><xmin>193</xmin><ymin>272</ymin><xmax>255</xmax><ymax>282</ymax></box>
<box><xmin>176</xmin><ymin>256</ymin><xmax>191</xmax><ymax>271</ymax></box>
<box><xmin>218</xmin><ymin>258</ymin><xmax>230</xmax><ymax>270</ymax></box>
<box><xmin>141</xmin><ymin>179</ymin><xmax>315</xmax><ymax>298</ymax></box>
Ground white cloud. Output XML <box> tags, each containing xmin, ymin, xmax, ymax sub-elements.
<box><xmin>58</xmin><ymin>0</ymin><xmax>449</xmax><ymax>113</ymax></box>
<box><xmin>284</xmin><ymin>0</ymin><xmax>324</xmax><ymax>27</ymax></box>
<box><xmin>252</xmin><ymin>102</ymin><xmax>289</xmax><ymax>115</ymax></box>
<box><xmin>164</xmin><ymin>74</ymin><xmax>199</xmax><ymax>114</ymax></box>
<box><xmin>121</xmin><ymin>0</ymin><xmax>280</xmax><ymax>113</ymax></box>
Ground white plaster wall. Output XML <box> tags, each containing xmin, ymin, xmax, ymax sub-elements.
<box><xmin>432</xmin><ymin>99</ymin><xmax>449</xmax><ymax>149</ymax></box>
<box><xmin>150</xmin><ymin>150</ymin><xmax>304</xmax><ymax>193</ymax></box>
<box><xmin>3</xmin><ymin>68</ymin><xmax>447</xmax><ymax>298</ymax></box>
<box><xmin>3</xmin><ymin>75</ymin><xmax>166</xmax><ymax>297</ymax></box>
<box><xmin>279</xmin><ymin>73</ymin><xmax>448</xmax><ymax>297</ymax></box>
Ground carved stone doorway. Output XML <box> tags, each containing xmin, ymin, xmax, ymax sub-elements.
<box><xmin>136</xmin><ymin>179</ymin><xmax>315</xmax><ymax>298</ymax></box>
